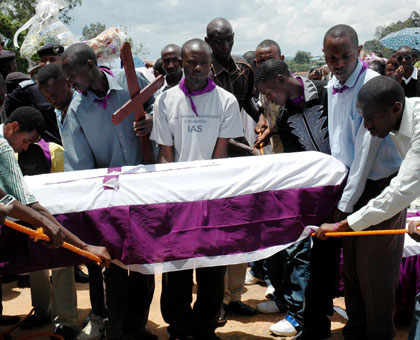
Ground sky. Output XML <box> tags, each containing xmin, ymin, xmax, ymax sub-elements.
<box><xmin>67</xmin><ymin>0</ymin><xmax>420</xmax><ymax>60</ymax></box>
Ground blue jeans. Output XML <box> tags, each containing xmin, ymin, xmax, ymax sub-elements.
<box><xmin>409</xmin><ymin>291</ymin><xmax>420</xmax><ymax>340</ymax></box>
<box><xmin>249</xmin><ymin>260</ymin><xmax>272</xmax><ymax>286</ymax></box>
<box><xmin>265</xmin><ymin>237</ymin><xmax>311</xmax><ymax>324</ymax></box>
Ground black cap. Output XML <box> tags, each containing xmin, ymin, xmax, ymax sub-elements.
<box><xmin>0</xmin><ymin>50</ymin><xmax>16</xmax><ymax>65</ymax></box>
<box><xmin>5</xmin><ymin>72</ymin><xmax>30</xmax><ymax>93</ymax></box>
<box><xmin>37</xmin><ymin>44</ymin><xmax>64</xmax><ymax>58</ymax></box>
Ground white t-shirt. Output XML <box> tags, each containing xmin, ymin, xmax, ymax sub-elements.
<box><xmin>150</xmin><ymin>85</ymin><xmax>244</xmax><ymax>162</ymax></box>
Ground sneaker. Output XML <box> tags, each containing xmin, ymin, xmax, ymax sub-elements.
<box><xmin>257</xmin><ymin>300</ymin><xmax>283</xmax><ymax>314</ymax></box>
<box><xmin>265</xmin><ymin>285</ymin><xmax>275</xmax><ymax>299</ymax></box>
<box><xmin>76</xmin><ymin>314</ymin><xmax>104</xmax><ymax>340</ymax></box>
<box><xmin>269</xmin><ymin>315</ymin><xmax>301</xmax><ymax>336</ymax></box>
<box><xmin>244</xmin><ymin>270</ymin><xmax>264</xmax><ymax>285</ymax></box>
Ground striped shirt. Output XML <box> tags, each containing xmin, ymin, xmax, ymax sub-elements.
<box><xmin>0</xmin><ymin>138</ymin><xmax>37</xmax><ymax>205</ymax></box>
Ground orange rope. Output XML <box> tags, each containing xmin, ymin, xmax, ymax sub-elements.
<box><xmin>258</xmin><ymin>132</ymin><xmax>264</xmax><ymax>155</ymax></box>
<box><xmin>3</xmin><ymin>219</ymin><xmax>102</xmax><ymax>265</ymax></box>
<box><xmin>311</xmin><ymin>228</ymin><xmax>410</xmax><ymax>237</ymax></box>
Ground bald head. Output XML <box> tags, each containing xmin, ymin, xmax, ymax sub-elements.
<box><xmin>62</xmin><ymin>43</ymin><xmax>97</xmax><ymax>66</ymax></box>
<box><xmin>182</xmin><ymin>39</ymin><xmax>211</xmax><ymax>58</ymax></box>
<box><xmin>256</xmin><ymin>40</ymin><xmax>281</xmax><ymax>56</ymax></box>
<box><xmin>323</xmin><ymin>24</ymin><xmax>358</xmax><ymax>48</ymax></box>
<box><xmin>206</xmin><ymin>18</ymin><xmax>233</xmax><ymax>38</ymax></box>
<box><xmin>161</xmin><ymin>44</ymin><xmax>181</xmax><ymax>58</ymax></box>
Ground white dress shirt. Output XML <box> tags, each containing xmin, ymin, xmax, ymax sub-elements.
<box><xmin>348</xmin><ymin>97</ymin><xmax>420</xmax><ymax>230</ymax></box>
<box><xmin>327</xmin><ymin>60</ymin><xmax>402</xmax><ymax>213</ymax></box>
<box><xmin>403</xmin><ymin>66</ymin><xmax>418</xmax><ymax>85</ymax></box>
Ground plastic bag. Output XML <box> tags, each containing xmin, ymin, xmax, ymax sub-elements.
<box><xmin>13</xmin><ymin>0</ymin><xmax>79</xmax><ymax>62</ymax></box>
<box><xmin>84</xmin><ymin>27</ymin><xmax>128</xmax><ymax>64</ymax></box>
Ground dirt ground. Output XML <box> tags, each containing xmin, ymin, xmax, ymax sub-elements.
<box><xmin>0</xmin><ymin>269</ymin><xmax>410</xmax><ymax>340</ymax></box>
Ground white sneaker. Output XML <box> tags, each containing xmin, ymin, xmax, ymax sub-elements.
<box><xmin>244</xmin><ymin>270</ymin><xmax>264</xmax><ymax>285</ymax></box>
<box><xmin>269</xmin><ymin>317</ymin><xmax>299</xmax><ymax>336</ymax></box>
<box><xmin>76</xmin><ymin>314</ymin><xmax>104</xmax><ymax>340</ymax></box>
<box><xmin>265</xmin><ymin>285</ymin><xmax>275</xmax><ymax>299</ymax></box>
<box><xmin>257</xmin><ymin>300</ymin><xmax>281</xmax><ymax>314</ymax></box>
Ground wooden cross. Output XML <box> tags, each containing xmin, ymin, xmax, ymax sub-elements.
<box><xmin>112</xmin><ymin>42</ymin><xmax>164</xmax><ymax>164</ymax></box>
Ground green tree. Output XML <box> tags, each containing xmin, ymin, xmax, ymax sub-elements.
<box><xmin>293</xmin><ymin>50</ymin><xmax>311</xmax><ymax>64</ymax></box>
<box><xmin>81</xmin><ymin>22</ymin><xmax>107</xmax><ymax>41</ymax></box>
<box><xmin>364</xmin><ymin>11</ymin><xmax>420</xmax><ymax>57</ymax></box>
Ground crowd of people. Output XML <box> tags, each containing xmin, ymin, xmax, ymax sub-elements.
<box><xmin>1</xmin><ymin>17</ymin><xmax>420</xmax><ymax>340</ymax></box>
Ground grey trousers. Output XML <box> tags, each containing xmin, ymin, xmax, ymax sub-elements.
<box><xmin>342</xmin><ymin>175</ymin><xmax>406</xmax><ymax>340</ymax></box>
<box><xmin>29</xmin><ymin>267</ymin><xmax>78</xmax><ymax>327</ymax></box>
<box><xmin>223</xmin><ymin>263</ymin><xmax>247</xmax><ymax>304</ymax></box>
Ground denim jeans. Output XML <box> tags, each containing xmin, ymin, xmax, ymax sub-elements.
<box><xmin>249</xmin><ymin>260</ymin><xmax>272</xmax><ymax>286</ymax></box>
<box><xmin>409</xmin><ymin>291</ymin><xmax>420</xmax><ymax>340</ymax></box>
<box><xmin>265</xmin><ymin>237</ymin><xmax>311</xmax><ymax>324</ymax></box>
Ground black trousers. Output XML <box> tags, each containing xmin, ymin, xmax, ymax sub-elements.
<box><xmin>85</xmin><ymin>262</ymin><xmax>106</xmax><ymax>318</ymax></box>
<box><xmin>161</xmin><ymin>266</ymin><xmax>226</xmax><ymax>339</ymax></box>
<box><xmin>104</xmin><ymin>263</ymin><xmax>155</xmax><ymax>338</ymax></box>
<box><xmin>302</xmin><ymin>172</ymin><xmax>400</xmax><ymax>333</ymax></box>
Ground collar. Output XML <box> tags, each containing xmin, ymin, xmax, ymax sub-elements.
<box><xmin>288</xmin><ymin>77</ymin><xmax>319</xmax><ymax>107</ymax></box>
<box><xmin>403</xmin><ymin>66</ymin><xmax>418</xmax><ymax>85</ymax></box>
<box><xmin>84</xmin><ymin>70</ymin><xmax>123</xmax><ymax>104</ymax></box>
<box><xmin>164</xmin><ymin>70</ymin><xmax>184</xmax><ymax>89</ymax></box>
<box><xmin>327</xmin><ymin>59</ymin><xmax>365</xmax><ymax>91</ymax></box>
<box><xmin>0</xmin><ymin>124</ymin><xmax>3</xmax><ymax>138</ymax></box>
<box><xmin>300</xmin><ymin>77</ymin><xmax>319</xmax><ymax>102</ymax></box>
<box><xmin>392</xmin><ymin>98</ymin><xmax>411</xmax><ymax>138</ymax></box>
<box><xmin>211</xmin><ymin>54</ymin><xmax>240</xmax><ymax>77</ymax></box>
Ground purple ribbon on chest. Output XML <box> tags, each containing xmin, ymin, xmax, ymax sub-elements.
<box><xmin>179</xmin><ymin>78</ymin><xmax>216</xmax><ymax>116</ymax></box>
<box><xmin>93</xmin><ymin>68</ymin><xmax>114</xmax><ymax>109</ymax></box>
<box><xmin>332</xmin><ymin>62</ymin><xmax>368</xmax><ymax>95</ymax></box>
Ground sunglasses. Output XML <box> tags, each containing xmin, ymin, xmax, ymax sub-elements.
<box><xmin>397</xmin><ymin>55</ymin><xmax>412</xmax><ymax>62</ymax></box>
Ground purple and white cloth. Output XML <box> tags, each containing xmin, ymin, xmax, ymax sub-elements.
<box><xmin>0</xmin><ymin>152</ymin><xmax>347</xmax><ymax>275</ymax></box>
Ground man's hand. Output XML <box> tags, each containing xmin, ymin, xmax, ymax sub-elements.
<box><xmin>85</xmin><ymin>245</ymin><xmax>112</xmax><ymax>267</ymax></box>
<box><xmin>394</xmin><ymin>66</ymin><xmax>404</xmax><ymax>84</ymax></box>
<box><xmin>41</xmin><ymin>219</ymin><xmax>64</xmax><ymax>249</ymax></box>
<box><xmin>0</xmin><ymin>203</ymin><xmax>13</xmax><ymax>224</ymax></box>
<box><xmin>315</xmin><ymin>219</ymin><xmax>351</xmax><ymax>240</ymax></box>
<box><xmin>144</xmin><ymin>60</ymin><xmax>155</xmax><ymax>69</ymax></box>
<box><xmin>408</xmin><ymin>220</ymin><xmax>420</xmax><ymax>242</ymax></box>
<box><xmin>133</xmin><ymin>114</ymin><xmax>153</xmax><ymax>136</ymax></box>
<box><xmin>254</xmin><ymin>115</ymin><xmax>270</xmax><ymax>148</ymax></box>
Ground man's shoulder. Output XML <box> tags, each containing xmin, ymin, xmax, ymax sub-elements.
<box><xmin>0</xmin><ymin>137</ymin><xmax>12</xmax><ymax>153</ymax></box>
<box><xmin>232</xmin><ymin>55</ymin><xmax>252</xmax><ymax>71</ymax></box>
<box><xmin>18</xmin><ymin>79</ymin><xmax>36</xmax><ymax>89</ymax></box>
<box><xmin>67</xmin><ymin>92</ymin><xmax>85</xmax><ymax>114</ymax></box>
<box><xmin>363</xmin><ymin>68</ymin><xmax>379</xmax><ymax>84</ymax></box>
<box><xmin>213</xmin><ymin>85</ymin><xmax>238</xmax><ymax>102</ymax></box>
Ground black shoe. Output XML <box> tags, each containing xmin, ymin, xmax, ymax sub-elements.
<box><xmin>0</xmin><ymin>315</ymin><xmax>20</xmax><ymax>326</ymax></box>
<box><xmin>51</xmin><ymin>325</ymin><xmax>79</xmax><ymax>340</ymax></box>
<box><xmin>227</xmin><ymin>301</ymin><xmax>258</xmax><ymax>316</ymax></box>
<box><xmin>74</xmin><ymin>266</ymin><xmax>89</xmax><ymax>283</ymax></box>
<box><xmin>293</xmin><ymin>325</ymin><xmax>331</xmax><ymax>340</ymax></box>
<box><xmin>217</xmin><ymin>303</ymin><xmax>227</xmax><ymax>326</ymax></box>
<box><xmin>124</xmin><ymin>327</ymin><xmax>158</xmax><ymax>340</ymax></box>
<box><xmin>20</xmin><ymin>314</ymin><xmax>51</xmax><ymax>329</ymax></box>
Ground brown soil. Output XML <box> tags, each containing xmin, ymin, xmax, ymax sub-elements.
<box><xmin>0</xmin><ymin>269</ymin><xmax>409</xmax><ymax>340</ymax></box>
